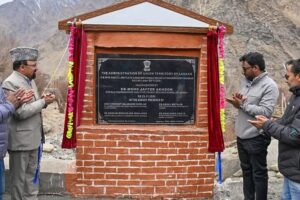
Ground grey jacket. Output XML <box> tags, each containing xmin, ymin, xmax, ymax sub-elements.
<box><xmin>262</xmin><ymin>86</ymin><xmax>300</xmax><ymax>183</ymax></box>
<box><xmin>235</xmin><ymin>72</ymin><xmax>279</xmax><ymax>139</ymax></box>
<box><xmin>0</xmin><ymin>86</ymin><xmax>15</xmax><ymax>158</ymax></box>
<box><xmin>2</xmin><ymin>71</ymin><xmax>45</xmax><ymax>151</ymax></box>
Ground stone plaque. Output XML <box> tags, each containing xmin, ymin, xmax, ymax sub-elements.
<box><xmin>96</xmin><ymin>54</ymin><xmax>198</xmax><ymax>124</ymax></box>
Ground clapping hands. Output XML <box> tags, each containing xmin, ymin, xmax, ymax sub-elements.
<box><xmin>226</xmin><ymin>92</ymin><xmax>247</xmax><ymax>108</ymax></box>
<box><xmin>6</xmin><ymin>88</ymin><xmax>34</xmax><ymax>108</ymax></box>
<box><xmin>42</xmin><ymin>92</ymin><xmax>56</xmax><ymax>105</ymax></box>
<box><xmin>248</xmin><ymin>115</ymin><xmax>269</xmax><ymax>129</ymax></box>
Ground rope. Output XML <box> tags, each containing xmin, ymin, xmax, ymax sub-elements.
<box><xmin>42</xmin><ymin>36</ymin><xmax>71</xmax><ymax>94</ymax></box>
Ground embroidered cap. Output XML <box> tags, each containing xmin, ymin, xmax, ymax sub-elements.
<box><xmin>9</xmin><ymin>47</ymin><xmax>38</xmax><ymax>62</ymax></box>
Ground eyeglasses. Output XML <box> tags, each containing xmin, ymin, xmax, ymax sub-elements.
<box><xmin>242</xmin><ymin>66</ymin><xmax>252</xmax><ymax>71</ymax></box>
<box><xmin>284</xmin><ymin>74</ymin><xmax>289</xmax><ymax>80</ymax></box>
<box><xmin>25</xmin><ymin>64</ymin><xmax>37</xmax><ymax>68</ymax></box>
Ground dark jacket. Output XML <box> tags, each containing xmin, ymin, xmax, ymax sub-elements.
<box><xmin>0</xmin><ymin>86</ymin><xmax>15</xmax><ymax>159</ymax></box>
<box><xmin>263</xmin><ymin>85</ymin><xmax>300</xmax><ymax>183</ymax></box>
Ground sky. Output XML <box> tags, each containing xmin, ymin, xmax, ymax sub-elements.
<box><xmin>0</xmin><ymin>0</ymin><xmax>13</xmax><ymax>6</ymax></box>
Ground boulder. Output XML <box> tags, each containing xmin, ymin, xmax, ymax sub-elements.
<box><xmin>43</xmin><ymin>143</ymin><xmax>55</xmax><ymax>153</ymax></box>
<box><xmin>269</xmin><ymin>164</ymin><xmax>279</xmax><ymax>172</ymax></box>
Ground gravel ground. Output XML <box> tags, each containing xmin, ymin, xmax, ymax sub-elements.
<box><xmin>42</xmin><ymin>102</ymin><xmax>75</xmax><ymax>160</ymax></box>
<box><xmin>43</xmin><ymin>134</ymin><xmax>75</xmax><ymax>160</ymax></box>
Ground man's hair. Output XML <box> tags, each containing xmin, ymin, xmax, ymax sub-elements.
<box><xmin>13</xmin><ymin>60</ymin><xmax>27</xmax><ymax>70</ymax></box>
<box><xmin>285</xmin><ymin>59</ymin><xmax>300</xmax><ymax>76</ymax></box>
<box><xmin>239</xmin><ymin>52</ymin><xmax>266</xmax><ymax>72</ymax></box>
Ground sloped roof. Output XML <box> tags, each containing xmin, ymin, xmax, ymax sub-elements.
<box><xmin>58</xmin><ymin>0</ymin><xmax>233</xmax><ymax>34</ymax></box>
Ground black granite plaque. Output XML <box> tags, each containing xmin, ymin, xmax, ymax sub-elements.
<box><xmin>96</xmin><ymin>54</ymin><xmax>198</xmax><ymax>124</ymax></box>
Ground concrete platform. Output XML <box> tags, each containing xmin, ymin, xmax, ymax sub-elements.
<box><xmin>4</xmin><ymin>156</ymin><xmax>73</xmax><ymax>195</ymax></box>
<box><xmin>3</xmin><ymin>139</ymin><xmax>282</xmax><ymax>199</ymax></box>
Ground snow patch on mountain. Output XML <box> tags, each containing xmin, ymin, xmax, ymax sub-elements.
<box><xmin>0</xmin><ymin>0</ymin><xmax>13</xmax><ymax>6</ymax></box>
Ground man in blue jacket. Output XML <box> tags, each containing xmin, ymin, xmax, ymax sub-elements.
<box><xmin>0</xmin><ymin>87</ymin><xmax>32</xmax><ymax>200</ymax></box>
<box><xmin>249</xmin><ymin>58</ymin><xmax>300</xmax><ymax>200</ymax></box>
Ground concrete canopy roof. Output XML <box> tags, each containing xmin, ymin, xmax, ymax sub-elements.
<box><xmin>82</xmin><ymin>2</ymin><xmax>209</xmax><ymax>28</ymax></box>
<box><xmin>58</xmin><ymin>0</ymin><xmax>233</xmax><ymax>34</ymax></box>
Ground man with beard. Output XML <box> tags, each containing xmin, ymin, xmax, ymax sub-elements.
<box><xmin>226</xmin><ymin>52</ymin><xmax>279</xmax><ymax>200</ymax></box>
<box><xmin>249</xmin><ymin>59</ymin><xmax>300</xmax><ymax>199</ymax></box>
<box><xmin>2</xmin><ymin>47</ymin><xmax>55</xmax><ymax>200</ymax></box>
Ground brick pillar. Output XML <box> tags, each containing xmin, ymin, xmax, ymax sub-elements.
<box><xmin>64</xmin><ymin>34</ymin><xmax>215</xmax><ymax>199</ymax></box>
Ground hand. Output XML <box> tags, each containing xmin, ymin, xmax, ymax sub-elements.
<box><xmin>225</xmin><ymin>97</ymin><xmax>236</xmax><ymax>105</ymax></box>
<box><xmin>232</xmin><ymin>92</ymin><xmax>246</xmax><ymax>106</ymax></box>
<box><xmin>19</xmin><ymin>90</ymin><xmax>34</xmax><ymax>104</ymax></box>
<box><xmin>226</xmin><ymin>93</ymin><xmax>247</xmax><ymax>109</ymax></box>
<box><xmin>234</xmin><ymin>93</ymin><xmax>242</xmax><ymax>100</ymax></box>
<box><xmin>43</xmin><ymin>93</ymin><xmax>56</xmax><ymax>105</ymax></box>
<box><xmin>6</xmin><ymin>88</ymin><xmax>26</xmax><ymax>108</ymax></box>
<box><xmin>226</xmin><ymin>97</ymin><xmax>240</xmax><ymax>108</ymax></box>
<box><xmin>248</xmin><ymin>115</ymin><xmax>269</xmax><ymax>129</ymax></box>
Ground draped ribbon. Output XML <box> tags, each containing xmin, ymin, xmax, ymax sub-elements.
<box><xmin>207</xmin><ymin>26</ymin><xmax>227</xmax><ymax>184</ymax></box>
<box><xmin>207</xmin><ymin>29</ymin><xmax>225</xmax><ymax>153</ymax></box>
<box><xmin>62</xmin><ymin>25</ymin><xmax>87</xmax><ymax>148</ymax></box>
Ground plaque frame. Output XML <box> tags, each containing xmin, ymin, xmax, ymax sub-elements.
<box><xmin>96</xmin><ymin>54</ymin><xmax>198</xmax><ymax>125</ymax></box>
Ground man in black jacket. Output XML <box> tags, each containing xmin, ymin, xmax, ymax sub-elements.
<box><xmin>249</xmin><ymin>58</ymin><xmax>300</xmax><ymax>200</ymax></box>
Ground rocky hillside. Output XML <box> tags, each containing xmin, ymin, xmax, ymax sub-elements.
<box><xmin>186</xmin><ymin>0</ymin><xmax>300</xmax><ymax>142</ymax></box>
<box><xmin>0</xmin><ymin>0</ymin><xmax>299</xmax><ymax>143</ymax></box>
<box><xmin>0</xmin><ymin>0</ymin><xmax>117</xmax><ymax>77</ymax></box>
<box><xmin>171</xmin><ymin>0</ymin><xmax>300</xmax><ymax>91</ymax></box>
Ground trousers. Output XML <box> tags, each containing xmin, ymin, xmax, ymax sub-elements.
<box><xmin>282</xmin><ymin>176</ymin><xmax>300</xmax><ymax>200</ymax></box>
<box><xmin>237</xmin><ymin>135</ymin><xmax>270</xmax><ymax>200</ymax></box>
<box><xmin>9</xmin><ymin>149</ymin><xmax>39</xmax><ymax>200</ymax></box>
<box><xmin>0</xmin><ymin>159</ymin><xmax>5</xmax><ymax>200</ymax></box>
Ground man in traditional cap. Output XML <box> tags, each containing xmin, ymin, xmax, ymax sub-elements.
<box><xmin>2</xmin><ymin>47</ymin><xmax>55</xmax><ymax>200</ymax></box>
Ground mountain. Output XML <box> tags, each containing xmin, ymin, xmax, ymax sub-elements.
<box><xmin>191</xmin><ymin>0</ymin><xmax>300</xmax><ymax>141</ymax></box>
<box><xmin>1</xmin><ymin>0</ymin><xmax>298</xmax><ymax>84</ymax></box>
<box><xmin>0</xmin><ymin>0</ymin><xmax>299</xmax><ymax>143</ymax></box>
<box><xmin>0</xmin><ymin>0</ymin><xmax>118</xmax><ymax>78</ymax></box>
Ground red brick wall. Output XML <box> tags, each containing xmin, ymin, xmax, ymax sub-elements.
<box><xmin>65</xmin><ymin>32</ymin><xmax>215</xmax><ymax>199</ymax></box>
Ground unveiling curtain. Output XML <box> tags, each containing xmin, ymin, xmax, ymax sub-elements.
<box><xmin>62</xmin><ymin>25</ymin><xmax>87</xmax><ymax>148</ymax></box>
<box><xmin>207</xmin><ymin>29</ymin><xmax>225</xmax><ymax>152</ymax></box>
